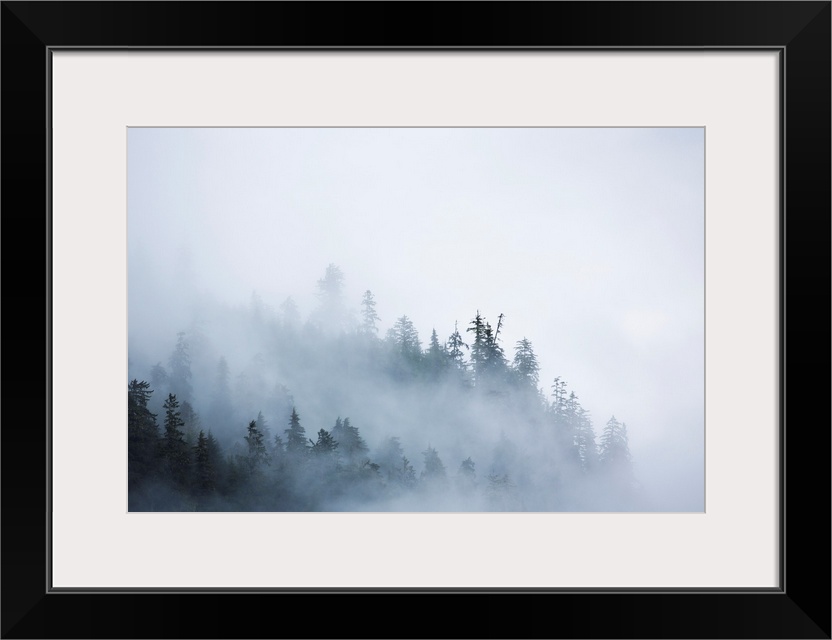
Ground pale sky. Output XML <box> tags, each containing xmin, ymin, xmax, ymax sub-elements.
<box><xmin>128</xmin><ymin>127</ymin><xmax>704</xmax><ymax>510</ymax></box>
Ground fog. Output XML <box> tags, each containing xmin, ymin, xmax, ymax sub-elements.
<box><xmin>127</xmin><ymin>127</ymin><xmax>704</xmax><ymax>512</ymax></box>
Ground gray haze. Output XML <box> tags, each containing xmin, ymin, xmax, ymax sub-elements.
<box><xmin>128</xmin><ymin>127</ymin><xmax>704</xmax><ymax>511</ymax></box>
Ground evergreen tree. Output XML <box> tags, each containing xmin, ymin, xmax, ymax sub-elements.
<box><xmin>396</xmin><ymin>455</ymin><xmax>418</xmax><ymax>489</ymax></box>
<box><xmin>550</xmin><ymin>377</ymin><xmax>569</xmax><ymax>428</ymax></box>
<box><xmin>149</xmin><ymin>363</ymin><xmax>168</xmax><ymax>393</ymax></box>
<box><xmin>161</xmin><ymin>393</ymin><xmax>190</xmax><ymax>488</ymax></box>
<box><xmin>168</xmin><ymin>332</ymin><xmax>193</xmax><ymax>402</ymax></box>
<box><xmin>375</xmin><ymin>436</ymin><xmax>405</xmax><ymax>484</ymax></box>
<box><xmin>360</xmin><ymin>290</ymin><xmax>381</xmax><ymax>336</ymax></box>
<box><xmin>271</xmin><ymin>433</ymin><xmax>287</xmax><ymax>471</ymax></box>
<box><xmin>574</xmin><ymin>407</ymin><xmax>598</xmax><ymax>473</ymax></box>
<box><xmin>466</xmin><ymin>311</ymin><xmax>487</xmax><ymax>385</ymax></box>
<box><xmin>128</xmin><ymin>380</ymin><xmax>160</xmax><ymax>489</ymax></box>
<box><xmin>425</xmin><ymin>328</ymin><xmax>449</xmax><ymax>380</ymax></box>
<box><xmin>598</xmin><ymin>416</ymin><xmax>637</xmax><ymax>506</ymax></box>
<box><xmin>387</xmin><ymin>316</ymin><xmax>422</xmax><ymax>359</ymax></box>
<box><xmin>420</xmin><ymin>445</ymin><xmax>448</xmax><ymax>488</ymax></box>
<box><xmin>467</xmin><ymin>311</ymin><xmax>507</xmax><ymax>390</ymax></box>
<box><xmin>209</xmin><ymin>356</ymin><xmax>233</xmax><ymax>433</ymax></box>
<box><xmin>599</xmin><ymin>416</ymin><xmax>632</xmax><ymax>469</ymax></box>
<box><xmin>180</xmin><ymin>400</ymin><xmax>201</xmax><ymax>446</ymax></box>
<box><xmin>255</xmin><ymin>410</ymin><xmax>272</xmax><ymax>449</ymax></box>
<box><xmin>512</xmin><ymin>337</ymin><xmax>540</xmax><ymax>387</ymax></box>
<box><xmin>457</xmin><ymin>456</ymin><xmax>477</xmax><ymax>493</ymax></box>
<box><xmin>193</xmin><ymin>430</ymin><xmax>216</xmax><ymax>495</ymax></box>
<box><xmin>284</xmin><ymin>408</ymin><xmax>309</xmax><ymax>457</ymax></box>
<box><xmin>386</xmin><ymin>316</ymin><xmax>423</xmax><ymax>378</ymax></box>
<box><xmin>309</xmin><ymin>428</ymin><xmax>339</xmax><ymax>458</ymax></box>
<box><xmin>244</xmin><ymin>419</ymin><xmax>270</xmax><ymax>476</ymax></box>
<box><xmin>446</xmin><ymin>321</ymin><xmax>469</xmax><ymax>376</ymax></box>
<box><xmin>312</xmin><ymin>263</ymin><xmax>350</xmax><ymax>333</ymax></box>
<box><xmin>486</xmin><ymin>473</ymin><xmax>517</xmax><ymax>510</ymax></box>
<box><xmin>481</xmin><ymin>317</ymin><xmax>508</xmax><ymax>386</ymax></box>
<box><xmin>557</xmin><ymin>391</ymin><xmax>585</xmax><ymax>470</ymax></box>
<box><xmin>205</xmin><ymin>431</ymin><xmax>225</xmax><ymax>490</ymax></box>
<box><xmin>332</xmin><ymin>417</ymin><xmax>369</xmax><ymax>464</ymax></box>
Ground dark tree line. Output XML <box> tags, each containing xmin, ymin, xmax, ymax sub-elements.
<box><xmin>128</xmin><ymin>265</ymin><xmax>639</xmax><ymax>511</ymax></box>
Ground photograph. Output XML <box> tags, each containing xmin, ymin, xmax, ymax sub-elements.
<box><xmin>127</xmin><ymin>126</ymin><xmax>704</xmax><ymax>513</ymax></box>
<box><xmin>3</xmin><ymin>0</ymin><xmax>828</xmax><ymax>635</ymax></box>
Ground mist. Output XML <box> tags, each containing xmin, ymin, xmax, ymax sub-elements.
<box><xmin>127</xmin><ymin>127</ymin><xmax>704</xmax><ymax>512</ymax></box>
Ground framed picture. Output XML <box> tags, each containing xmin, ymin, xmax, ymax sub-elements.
<box><xmin>3</xmin><ymin>2</ymin><xmax>829</xmax><ymax>638</ymax></box>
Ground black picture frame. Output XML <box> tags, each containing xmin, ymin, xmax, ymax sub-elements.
<box><xmin>2</xmin><ymin>2</ymin><xmax>829</xmax><ymax>638</ymax></box>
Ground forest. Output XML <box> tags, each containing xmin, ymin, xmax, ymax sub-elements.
<box><xmin>128</xmin><ymin>264</ymin><xmax>640</xmax><ymax>511</ymax></box>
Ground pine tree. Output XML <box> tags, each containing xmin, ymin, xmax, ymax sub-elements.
<box><xmin>481</xmin><ymin>317</ymin><xmax>507</xmax><ymax>387</ymax></box>
<box><xmin>512</xmin><ymin>338</ymin><xmax>540</xmax><ymax>388</ymax></box>
<box><xmin>599</xmin><ymin>416</ymin><xmax>632</xmax><ymax>468</ymax></box>
<box><xmin>161</xmin><ymin>393</ymin><xmax>190</xmax><ymax>488</ymax></box>
<box><xmin>457</xmin><ymin>457</ymin><xmax>477</xmax><ymax>493</ymax></box>
<box><xmin>244</xmin><ymin>419</ymin><xmax>270</xmax><ymax>476</ymax></box>
<box><xmin>271</xmin><ymin>433</ymin><xmax>287</xmax><ymax>471</ymax></box>
<box><xmin>446</xmin><ymin>321</ymin><xmax>469</xmax><ymax>376</ymax></box>
<box><xmin>332</xmin><ymin>417</ymin><xmax>369</xmax><ymax>465</ymax></box>
<box><xmin>574</xmin><ymin>407</ymin><xmax>598</xmax><ymax>473</ymax></box>
<box><xmin>598</xmin><ymin>416</ymin><xmax>637</xmax><ymax>506</ymax></box>
<box><xmin>128</xmin><ymin>380</ymin><xmax>160</xmax><ymax>489</ymax></box>
<box><xmin>312</xmin><ymin>264</ymin><xmax>350</xmax><ymax>333</ymax></box>
<box><xmin>209</xmin><ymin>356</ymin><xmax>233</xmax><ymax>433</ymax></box>
<box><xmin>180</xmin><ymin>401</ymin><xmax>201</xmax><ymax>446</ymax></box>
<box><xmin>550</xmin><ymin>377</ymin><xmax>568</xmax><ymax>428</ymax></box>
<box><xmin>309</xmin><ymin>428</ymin><xmax>339</xmax><ymax>458</ymax></box>
<box><xmin>255</xmin><ymin>411</ymin><xmax>272</xmax><ymax>449</ymax></box>
<box><xmin>150</xmin><ymin>364</ymin><xmax>168</xmax><ymax>393</ymax></box>
<box><xmin>486</xmin><ymin>473</ymin><xmax>517</xmax><ymax>510</ymax></box>
<box><xmin>168</xmin><ymin>332</ymin><xmax>193</xmax><ymax>402</ymax></box>
<box><xmin>387</xmin><ymin>316</ymin><xmax>422</xmax><ymax>359</ymax></box>
<box><xmin>425</xmin><ymin>328</ymin><xmax>449</xmax><ymax>380</ymax></box>
<box><xmin>375</xmin><ymin>436</ymin><xmax>405</xmax><ymax>484</ymax></box>
<box><xmin>386</xmin><ymin>316</ymin><xmax>423</xmax><ymax>378</ymax></box>
<box><xmin>466</xmin><ymin>311</ymin><xmax>507</xmax><ymax>390</ymax></box>
<box><xmin>284</xmin><ymin>407</ymin><xmax>309</xmax><ymax>457</ymax></box>
<box><xmin>421</xmin><ymin>445</ymin><xmax>448</xmax><ymax>488</ymax></box>
<box><xmin>397</xmin><ymin>456</ymin><xmax>418</xmax><ymax>489</ymax></box>
<box><xmin>205</xmin><ymin>431</ymin><xmax>225</xmax><ymax>489</ymax></box>
<box><xmin>360</xmin><ymin>290</ymin><xmax>380</xmax><ymax>336</ymax></box>
<box><xmin>193</xmin><ymin>430</ymin><xmax>216</xmax><ymax>495</ymax></box>
<box><xmin>466</xmin><ymin>311</ymin><xmax>487</xmax><ymax>385</ymax></box>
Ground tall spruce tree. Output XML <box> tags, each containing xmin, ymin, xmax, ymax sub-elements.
<box><xmin>574</xmin><ymin>407</ymin><xmax>598</xmax><ymax>473</ymax></box>
<box><xmin>310</xmin><ymin>428</ymin><xmax>339</xmax><ymax>458</ymax></box>
<box><xmin>360</xmin><ymin>290</ymin><xmax>381</xmax><ymax>336</ymax></box>
<box><xmin>512</xmin><ymin>338</ymin><xmax>540</xmax><ymax>388</ymax></box>
<box><xmin>332</xmin><ymin>417</ymin><xmax>369</xmax><ymax>465</ymax></box>
<box><xmin>161</xmin><ymin>393</ymin><xmax>190</xmax><ymax>488</ymax></box>
<box><xmin>466</xmin><ymin>311</ymin><xmax>487</xmax><ymax>386</ymax></box>
<box><xmin>599</xmin><ymin>416</ymin><xmax>632</xmax><ymax>469</ymax></box>
<box><xmin>128</xmin><ymin>380</ymin><xmax>160</xmax><ymax>489</ymax></box>
<box><xmin>244</xmin><ymin>419</ymin><xmax>270</xmax><ymax>476</ymax></box>
<box><xmin>312</xmin><ymin>263</ymin><xmax>350</xmax><ymax>334</ymax></box>
<box><xmin>168</xmin><ymin>332</ymin><xmax>193</xmax><ymax>402</ymax></box>
<box><xmin>421</xmin><ymin>445</ymin><xmax>448</xmax><ymax>489</ymax></box>
<box><xmin>284</xmin><ymin>408</ymin><xmax>309</xmax><ymax>457</ymax></box>
<box><xmin>457</xmin><ymin>456</ymin><xmax>477</xmax><ymax>493</ymax></box>
<box><xmin>446</xmin><ymin>321</ymin><xmax>469</xmax><ymax>375</ymax></box>
<box><xmin>425</xmin><ymin>328</ymin><xmax>449</xmax><ymax>380</ymax></box>
<box><xmin>193</xmin><ymin>430</ymin><xmax>216</xmax><ymax>495</ymax></box>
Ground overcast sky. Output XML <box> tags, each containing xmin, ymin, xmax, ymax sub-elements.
<box><xmin>128</xmin><ymin>127</ymin><xmax>704</xmax><ymax>510</ymax></box>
